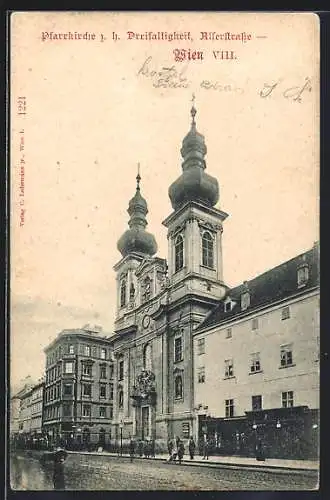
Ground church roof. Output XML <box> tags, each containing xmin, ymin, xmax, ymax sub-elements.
<box><xmin>117</xmin><ymin>168</ymin><xmax>157</xmax><ymax>258</ymax></box>
<box><xmin>168</xmin><ymin>100</ymin><xmax>219</xmax><ymax>210</ymax></box>
<box><xmin>196</xmin><ymin>243</ymin><xmax>319</xmax><ymax>332</ymax></box>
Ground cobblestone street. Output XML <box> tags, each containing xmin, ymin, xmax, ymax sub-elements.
<box><xmin>10</xmin><ymin>451</ymin><xmax>318</xmax><ymax>491</ymax></box>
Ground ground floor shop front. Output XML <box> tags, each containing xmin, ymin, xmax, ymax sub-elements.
<box><xmin>197</xmin><ymin>406</ymin><xmax>319</xmax><ymax>460</ymax></box>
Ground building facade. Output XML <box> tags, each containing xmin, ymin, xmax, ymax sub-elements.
<box><xmin>16</xmin><ymin>385</ymin><xmax>33</xmax><ymax>440</ymax></box>
<box><xmin>10</xmin><ymin>395</ymin><xmax>21</xmax><ymax>438</ymax></box>
<box><xmin>30</xmin><ymin>379</ymin><xmax>45</xmax><ymax>438</ymax></box>
<box><xmin>193</xmin><ymin>245</ymin><xmax>319</xmax><ymax>458</ymax></box>
<box><xmin>11</xmin><ymin>378</ymin><xmax>45</xmax><ymax>448</ymax></box>
<box><xmin>43</xmin><ymin>325</ymin><xmax>114</xmax><ymax>448</ymax></box>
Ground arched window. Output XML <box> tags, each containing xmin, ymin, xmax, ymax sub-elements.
<box><xmin>174</xmin><ymin>374</ymin><xmax>183</xmax><ymax>399</ymax></box>
<box><xmin>202</xmin><ymin>232</ymin><xmax>214</xmax><ymax>268</ymax></box>
<box><xmin>175</xmin><ymin>235</ymin><xmax>184</xmax><ymax>272</ymax></box>
<box><xmin>120</xmin><ymin>280</ymin><xmax>126</xmax><ymax>307</ymax></box>
<box><xmin>143</xmin><ymin>343</ymin><xmax>152</xmax><ymax>371</ymax></box>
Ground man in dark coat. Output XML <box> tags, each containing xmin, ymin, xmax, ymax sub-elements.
<box><xmin>177</xmin><ymin>439</ymin><xmax>185</xmax><ymax>465</ymax></box>
<box><xmin>167</xmin><ymin>438</ymin><xmax>173</xmax><ymax>460</ymax></box>
<box><xmin>202</xmin><ymin>438</ymin><xmax>209</xmax><ymax>460</ymax></box>
<box><xmin>150</xmin><ymin>438</ymin><xmax>155</xmax><ymax>458</ymax></box>
<box><xmin>188</xmin><ymin>436</ymin><xmax>196</xmax><ymax>460</ymax></box>
<box><xmin>53</xmin><ymin>448</ymin><xmax>67</xmax><ymax>490</ymax></box>
<box><xmin>129</xmin><ymin>436</ymin><xmax>135</xmax><ymax>462</ymax></box>
<box><xmin>255</xmin><ymin>438</ymin><xmax>265</xmax><ymax>461</ymax></box>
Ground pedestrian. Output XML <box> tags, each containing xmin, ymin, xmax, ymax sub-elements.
<box><xmin>144</xmin><ymin>440</ymin><xmax>150</xmax><ymax>458</ymax></box>
<box><xmin>188</xmin><ymin>436</ymin><xmax>196</xmax><ymax>460</ymax></box>
<box><xmin>129</xmin><ymin>436</ymin><xmax>135</xmax><ymax>462</ymax></box>
<box><xmin>138</xmin><ymin>439</ymin><xmax>143</xmax><ymax>457</ymax></box>
<box><xmin>167</xmin><ymin>439</ymin><xmax>177</xmax><ymax>463</ymax></box>
<box><xmin>150</xmin><ymin>438</ymin><xmax>155</xmax><ymax>458</ymax></box>
<box><xmin>202</xmin><ymin>438</ymin><xmax>209</xmax><ymax>460</ymax></box>
<box><xmin>167</xmin><ymin>437</ymin><xmax>173</xmax><ymax>460</ymax></box>
<box><xmin>255</xmin><ymin>438</ymin><xmax>265</xmax><ymax>461</ymax></box>
<box><xmin>53</xmin><ymin>448</ymin><xmax>67</xmax><ymax>490</ymax></box>
<box><xmin>177</xmin><ymin>439</ymin><xmax>185</xmax><ymax>465</ymax></box>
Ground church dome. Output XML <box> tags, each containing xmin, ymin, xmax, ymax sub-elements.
<box><xmin>117</xmin><ymin>170</ymin><xmax>157</xmax><ymax>258</ymax></box>
<box><xmin>169</xmin><ymin>103</ymin><xmax>219</xmax><ymax>210</ymax></box>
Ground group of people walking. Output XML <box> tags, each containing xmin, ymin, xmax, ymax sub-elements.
<box><xmin>128</xmin><ymin>437</ymin><xmax>156</xmax><ymax>461</ymax></box>
<box><xmin>167</xmin><ymin>436</ymin><xmax>209</xmax><ymax>464</ymax></box>
<box><xmin>167</xmin><ymin>436</ymin><xmax>185</xmax><ymax>464</ymax></box>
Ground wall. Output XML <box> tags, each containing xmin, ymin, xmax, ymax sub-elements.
<box><xmin>194</xmin><ymin>292</ymin><xmax>319</xmax><ymax>418</ymax></box>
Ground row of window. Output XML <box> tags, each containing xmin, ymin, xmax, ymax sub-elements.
<box><xmin>61</xmin><ymin>361</ymin><xmax>115</xmax><ymax>378</ymax></box>
<box><xmin>44</xmin><ymin>404</ymin><xmax>114</xmax><ymax>420</ymax></box>
<box><xmin>45</xmin><ymin>382</ymin><xmax>115</xmax><ymax>402</ymax></box>
<box><xmin>207</xmin><ymin>306</ymin><xmax>292</xmax><ymax>341</ymax></box>
<box><xmin>31</xmin><ymin>388</ymin><xmax>43</xmax><ymax>400</ymax></box>
<box><xmin>175</xmin><ymin>231</ymin><xmax>215</xmax><ymax>273</ymax></box>
<box><xmin>30</xmin><ymin>402</ymin><xmax>42</xmax><ymax>414</ymax></box>
<box><xmin>224</xmin><ymin>391</ymin><xmax>295</xmax><ymax>417</ymax></box>
<box><xmin>46</xmin><ymin>365</ymin><xmax>62</xmax><ymax>383</ymax></box>
<box><xmin>47</xmin><ymin>344</ymin><xmax>110</xmax><ymax>366</ymax></box>
<box><xmin>197</xmin><ymin>345</ymin><xmax>295</xmax><ymax>383</ymax></box>
<box><xmin>80</xmin><ymin>383</ymin><xmax>114</xmax><ymax>400</ymax></box>
<box><xmin>198</xmin><ymin>314</ymin><xmax>290</xmax><ymax>353</ymax></box>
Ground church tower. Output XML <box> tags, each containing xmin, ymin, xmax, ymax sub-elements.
<box><xmin>114</xmin><ymin>168</ymin><xmax>158</xmax><ymax>329</ymax></box>
<box><xmin>159</xmin><ymin>99</ymin><xmax>229</xmax><ymax>440</ymax></box>
<box><xmin>163</xmin><ymin>99</ymin><xmax>228</xmax><ymax>309</ymax></box>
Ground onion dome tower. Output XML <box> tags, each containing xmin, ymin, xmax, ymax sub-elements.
<box><xmin>117</xmin><ymin>167</ymin><xmax>157</xmax><ymax>258</ymax></box>
<box><xmin>169</xmin><ymin>98</ymin><xmax>219</xmax><ymax>210</ymax></box>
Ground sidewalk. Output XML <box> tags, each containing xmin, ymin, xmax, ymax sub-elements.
<box><xmin>67</xmin><ymin>450</ymin><xmax>319</xmax><ymax>473</ymax></box>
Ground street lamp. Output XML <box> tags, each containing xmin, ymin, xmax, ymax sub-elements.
<box><xmin>119</xmin><ymin>420</ymin><xmax>123</xmax><ymax>456</ymax></box>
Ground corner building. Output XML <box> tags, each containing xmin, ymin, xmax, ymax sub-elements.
<box><xmin>111</xmin><ymin>105</ymin><xmax>229</xmax><ymax>448</ymax></box>
<box><xmin>43</xmin><ymin>325</ymin><xmax>114</xmax><ymax>447</ymax></box>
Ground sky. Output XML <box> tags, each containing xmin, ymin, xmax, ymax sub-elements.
<box><xmin>10</xmin><ymin>12</ymin><xmax>319</xmax><ymax>388</ymax></box>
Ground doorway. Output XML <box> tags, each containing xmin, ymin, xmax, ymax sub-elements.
<box><xmin>141</xmin><ymin>406</ymin><xmax>149</xmax><ymax>440</ymax></box>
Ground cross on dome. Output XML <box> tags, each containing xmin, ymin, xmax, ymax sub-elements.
<box><xmin>191</xmin><ymin>93</ymin><xmax>197</xmax><ymax>124</ymax></box>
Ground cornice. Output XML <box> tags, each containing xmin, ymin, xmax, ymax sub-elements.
<box><xmin>162</xmin><ymin>200</ymin><xmax>229</xmax><ymax>228</ymax></box>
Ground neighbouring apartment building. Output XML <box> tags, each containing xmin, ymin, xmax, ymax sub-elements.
<box><xmin>11</xmin><ymin>378</ymin><xmax>45</xmax><ymax>446</ymax></box>
<box><xmin>16</xmin><ymin>385</ymin><xmax>33</xmax><ymax>439</ymax></box>
<box><xmin>30</xmin><ymin>379</ymin><xmax>45</xmax><ymax>437</ymax></box>
<box><xmin>10</xmin><ymin>395</ymin><xmax>21</xmax><ymax>438</ymax></box>
<box><xmin>43</xmin><ymin>325</ymin><xmax>114</xmax><ymax>447</ymax></box>
<box><xmin>193</xmin><ymin>245</ymin><xmax>319</xmax><ymax>458</ymax></box>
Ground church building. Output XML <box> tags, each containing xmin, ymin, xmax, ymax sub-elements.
<box><xmin>110</xmin><ymin>102</ymin><xmax>229</xmax><ymax>449</ymax></box>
